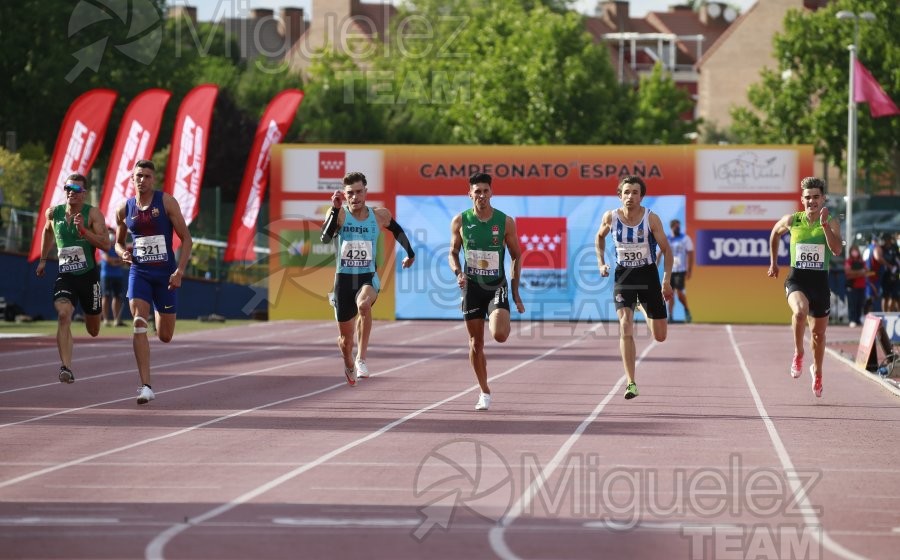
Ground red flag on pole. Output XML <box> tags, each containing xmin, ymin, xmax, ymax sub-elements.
<box><xmin>98</xmin><ymin>88</ymin><xmax>171</xmax><ymax>229</ymax></box>
<box><xmin>854</xmin><ymin>59</ymin><xmax>900</xmax><ymax>118</ymax></box>
<box><xmin>29</xmin><ymin>89</ymin><xmax>117</xmax><ymax>262</ymax></box>
<box><xmin>224</xmin><ymin>89</ymin><xmax>304</xmax><ymax>262</ymax></box>
<box><xmin>163</xmin><ymin>84</ymin><xmax>219</xmax><ymax>249</ymax></box>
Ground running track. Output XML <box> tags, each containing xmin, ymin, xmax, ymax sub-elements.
<box><xmin>0</xmin><ymin>320</ymin><xmax>898</xmax><ymax>560</ymax></box>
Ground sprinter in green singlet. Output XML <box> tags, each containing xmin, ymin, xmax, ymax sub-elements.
<box><xmin>35</xmin><ymin>174</ymin><xmax>110</xmax><ymax>384</ymax></box>
<box><xmin>449</xmin><ymin>172</ymin><xmax>525</xmax><ymax>411</ymax></box>
<box><xmin>767</xmin><ymin>177</ymin><xmax>843</xmax><ymax>398</ymax></box>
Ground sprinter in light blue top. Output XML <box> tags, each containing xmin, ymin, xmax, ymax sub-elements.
<box><xmin>321</xmin><ymin>171</ymin><xmax>416</xmax><ymax>387</ymax></box>
<box><xmin>767</xmin><ymin>176</ymin><xmax>843</xmax><ymax>399</ymax></box>
<box><xmin>335</xmin><ymin>201</ymin><xmax>380</xmax><ymax>279</ymax></box>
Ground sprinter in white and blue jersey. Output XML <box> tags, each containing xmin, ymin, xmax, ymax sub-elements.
<box><xmin>320</xmin><ymin>171</ymin><xmax>415</xmax><ymax>386</ymax></box>
<box><xmin>596</xmin><ymin>176</ymin><xmax>673</xmax><ymax>400</ymax></box>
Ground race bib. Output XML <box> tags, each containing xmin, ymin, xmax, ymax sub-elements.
<box><xmin>134</xmin><ymin>235</ymin><xmax>168</xmax><ymax>263</ymax></box>
<box><xmin>340</xmin><ymin>240</ymin><xmax>373</xmax><ymax>268</ymax></box>
<box><xmin>465</xmin><ymin>249</ymin><xmax>500</xmax><ymax>277</ymax></box>
<box><xmin>795</xmin><ymin>243</ymin><xmax>825</xmax><ymax>270</ymax></box>
<box><xmin>58</xmin><ymin>246</ymin><xmax>87</xmax><ymax>273</ymax></box>
<box><xmin>617</xmin><ymin>243</ymin><xmax>649</xmax><ymax>268</ymax></box>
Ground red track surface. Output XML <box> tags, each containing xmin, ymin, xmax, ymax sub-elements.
<box><xmin>1</xmin><ymin>320</ymin><xmax>898</xmax><ymax>560</ymax></box>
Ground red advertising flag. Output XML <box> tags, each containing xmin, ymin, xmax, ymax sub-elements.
<box><xmin>163</xmin><ymin>84</ymin><xmax>219</xmax><ymax>235</ymax></box>
<box><xmin>854</xmin><ymin>59</ymin><xmax>900</xmax><ymax>118</ymax></box>
<box><xmin>224</xmin><ymin>89</ymin><xmax>304</xmax><ymax>262</ymax></box>
<box><xmin>98</xmin><ymin>88</ymin><xmax>171</xmax><ymax>229</ymax></box>
<box><xmin>29</xmin><ymin>88</ymin><xmax>117</xmax><ymax>262</ymax></box>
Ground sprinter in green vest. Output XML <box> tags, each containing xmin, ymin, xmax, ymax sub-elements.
<box><xmin>767</xmin><ymin>176</ymin><xmax>843</xmax><ymax>398</ymax></box>
<box><xmin>449</xmin><ymin>172</ymin><xmax>525</xmax><ymax>411</ymax></box>
<box><xmin>35</xmin><ymin>174</ymin><xmax>110</xmax><ymax>384</ymax></box>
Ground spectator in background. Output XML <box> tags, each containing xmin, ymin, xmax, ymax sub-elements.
<box><xmin>863</xmin><ymin>233</ymin><xmax>883</xmax><ymax>313</ymax></box>
<box><xmin>880</xmin><ymin>232</ymin><xmax>899</xmax><ymax>312</ymax></box>
<box><xmin>828</xmin><ymin>246</ymin><xmax>847</xmax><ymax>324</ymax></box>
<box><xmin>99</xmin><ymin>227</ymin><xmax>127</xmax><ymax>327</ymax></box>
<box><xmin>844</xmin><ymin>244</ymin><xmax>871</xmax><ymax>327</ymax></box>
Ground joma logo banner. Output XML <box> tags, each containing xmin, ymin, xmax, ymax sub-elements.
<box><xmin>696</xmin><ymin>229</ymin><xmax>789</xmax><ymax>266</ymax></box>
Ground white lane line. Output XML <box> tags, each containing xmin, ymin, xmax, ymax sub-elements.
<box><xmin>0</xmin><ymin>322</ymin><xmax>466</xmax><ymax>484</ymax></box>
<box><xmin>0</xmin><ymin>321</ymin><xmax>327</xmax><ymax>363</ymax></box>
<box><xmin>0</xmin><ymin>516</ymin><xmax>120</xmax><ymax>525</ymax></box>
<box><xmin>144</xmin><ymin>322</ymin><xmax>596</xmax><ymax>560</ymax></box>
<box><xmin>725</xmin><ymin>324</ymin><xmax>868</xmax><ymax>560</ymax></box>
<box><xmin>0</xmin><ymin>346</ymin><xmax>328</xmax><ymax>429</ymax></box>
<box><xmin>0</xmin><ymin>322</ymin><xmax>326</xmax><ymax>387</ymax></box>
<box><xmin>272</xmin><ymin>517</ymin><xmax>419</xmax><ymax>528</ymax></box>
<box><xmin>488</xmin><ymin>337</ymin><xmax>657</xmax><ymax>560</ymax></box>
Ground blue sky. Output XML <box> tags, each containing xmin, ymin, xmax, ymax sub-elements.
<box><xmin>171</xmin><ymin>0</ymin><xmax>757</xmax><ymax>23</ymax></box>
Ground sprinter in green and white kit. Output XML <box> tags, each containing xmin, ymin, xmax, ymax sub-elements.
<box><xmin>767</xmin><ymin>177</ymin><xmax>843</xmax><ymax>398</ymax></box>
<box><xmin>35</xmin><ymin>174</ymin><xmax>111</xmax><ymax>384</ymax></box>
<box><xmin>449</xmin><ymin>172</ymin><xmax>525</xmax><ymax>411</ymax></box>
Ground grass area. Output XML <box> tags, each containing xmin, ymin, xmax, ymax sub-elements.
<box><xmin>0</xmin><ymin>319</ymin><xmax>259</xmax><ymax>337</ymax></box>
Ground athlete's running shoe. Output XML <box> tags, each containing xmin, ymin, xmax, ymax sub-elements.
<box><xmin>136</xmin><ymin>385</ymin><xmax>155</xmax><ymax>404</ymax></box>
<box><xmin>624</xmin><ymin>382</ymin><xmax>639</xmax><ymax>400</ymax></box>
<box><xmin>475</xmin><ymin>392</ymin><xmax>491</xmax><ymax>411</ymax></box>
<box><xmin>355</xmin><ymin>359</ymin><xmax>370</xmax><ymax>378</ymax></box>
<box><xmin>684</xmin><ymin>311</ymin><xmax>692</xmax><ymax>324</ymax></box>
<box><xmin>344</xmin><ymin>366</ymin><xmax>357</xmax><ymax>387</ymax></box>
<box><xmin>58</xmin><ymin>366</ymin><xmax>75</xmax><ymax>384</ymax></box>
<box><xmin>790</xmin><ymin>353</ymin><xmax>803</xmax><ymax>379</ymax></box>
<box><xmin>811</xmin><ymin>365</ymin><xmax>823</xmax><ymax>398</ymax></box>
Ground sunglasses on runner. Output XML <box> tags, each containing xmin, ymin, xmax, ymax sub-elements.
<box><xmin>64</xmin><ymin>184</ymin><xmax>84</xmax><ymax>193</ymax></box>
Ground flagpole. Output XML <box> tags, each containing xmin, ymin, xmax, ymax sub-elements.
<box><xmin>837</xmin><ymin>10</ymin><xmax>876</xmax><ymax>247</ymax></box>
<box><xmin>846</xmin><ymin>42</ymin><xmax>856</xmax><ymax>246</ymax></box>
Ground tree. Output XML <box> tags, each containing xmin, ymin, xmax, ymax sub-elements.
<box><xmin>373</xmin><ymin>0</ymin><xmax>632</xmax><ymax>144</ymax></box>
<box><xmin>730</xmin><ymin>0</ymin><xmax>899</xmax><ymax>190</ymax></box>
<box><xmin>629</xmin><ymin>62</ymin><xmax>697</xmax><ymax>144</ymax></box>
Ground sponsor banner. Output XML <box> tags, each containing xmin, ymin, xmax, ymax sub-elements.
<box><xmin>695</xmin><ymin>149</ymin><xmax>798</xmax><ymax>193</ymax></box>
<box><xmin>696</xmin><ymin>229</ymin><xmax>790</xmax><ymax>266</ymax></box>
<box><xmin>29</xmin><ymin>89</ymin><xmax>117</xmax><ymax>261</ymax></box>
<box><xmin>871</xmin><ymin>313</ymin><xmax>900</xmax><ymax>344</ymax></box>
<box><xmin>516</xmin><ymin>217</ymin><xmax>567</xmax><ymax>269</ymax></box>
<box><xmin>695</xmin><ymin>199</ymin><xmax>798</xmax><ymax>221</ymax></box>
<box><xmin>99</xmin><ymin>88</ymin><xmax>171</xmax><ymax>229</ymax></box>
<box><xmin>225</xmin><ymin>89</ymin><xmax>304</xmax><ymax>262</ymax></box>
<box><xmin>281</xmin><ymin>148</ymin><xmax>385</xmax><ymax>193</ymax></box>
<box><xmin>163</xmin><ymin>84</ymin><xmax>218</xmax><ymax>237</ymax></box>
<box><xmin>393</xmin><ymin>195</ymin><xmax>684</xmax><ymax>321</ymax></box>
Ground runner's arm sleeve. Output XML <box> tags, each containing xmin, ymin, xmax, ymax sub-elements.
<box><xmin>320</xmin><ymin>207</ymin><xmax>340</xmax><ymax>243</ymax></box>
<box><xmin>387</xmin><ymin>219</ymin><xmax>415</xmax><ymax>259</ymax></box>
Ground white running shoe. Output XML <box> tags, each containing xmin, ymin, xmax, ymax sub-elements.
<box><xmin>356</xmin><ymin>359</ymin><xmax>370</xmax><ymax>378</ymax></box>
<box><xmin>475</xmin><ymin>392</ymin><xmax>491</xmax><ymax>411</ymax></box>
<box><xmin>136</xmin><ymin>385</ymin><xmax>155</xmax><ymax>405</ymax></box>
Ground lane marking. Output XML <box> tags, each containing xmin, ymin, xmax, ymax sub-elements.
<box><xmin>725</xmin><ymin>324</ymin><xmax>868</xmax><ymax>560</ymax></box>
<box><xmin>0</xmin><ymin>323</ymin><xmax>467</xmax><ymax>484</ymax></box>
<box><xmin>144</xmin><ymin>322</ymin><xmax>599</xmax><ymax>560</ymax></box>
<box><xmin>0</xmin><ymin>321</ymin><xmax>331</xmax><ymax>373</ymax></box>
<box><xmin>272</xmin><ymin>517</ymin><xmax>419</xmax><ymax>528</ymax></box>
<box><xmin>488</xmin><ymin>337</ymin><xmax>657</xmax><ymax>560</ymax></box>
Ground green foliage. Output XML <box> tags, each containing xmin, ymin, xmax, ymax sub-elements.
<box><xmin>376</xmin><ymin>0</ymin><xmax>633</xmax><ymax>144</ymax></box>
<box><xmin>730</xmin><ymin>0</ymin><xmax>899</xmax><ymax>189</ymax></box>
<box><xmin>630</xmin><ymin>62</ymin><xmax>698</xmax><ymax>144</ymax></box>
<box><xmin>0</xmin><ymin>147</ymin><xmax>48</xmax><ymax>209</ymax></box>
